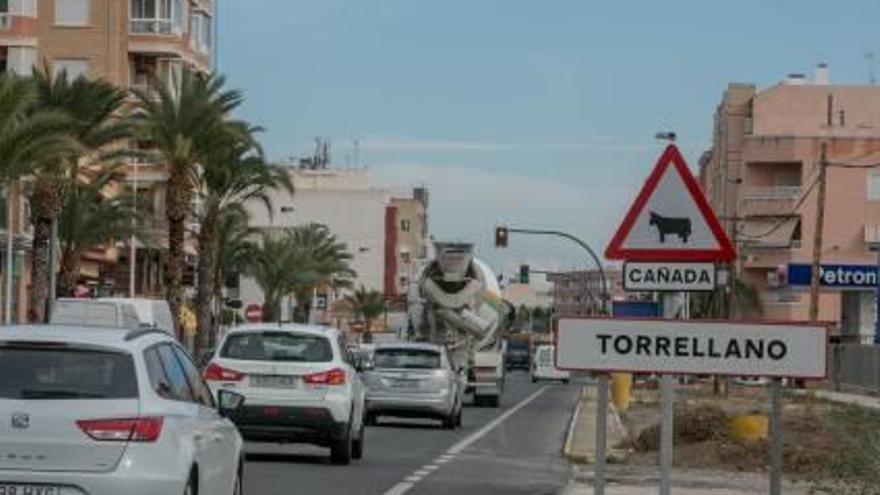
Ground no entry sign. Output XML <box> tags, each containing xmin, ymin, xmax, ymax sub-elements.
<box><xmin>557</xmin><ymin>318</ymin><xmax>827</xmax><ymax>378</ymax></box>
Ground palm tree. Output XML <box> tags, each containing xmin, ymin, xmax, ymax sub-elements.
<box><xmin>289</xmin><ymin>223</ymin><xmax>356</xmax><ymax>323</ymax></box>
<box><xmin>28</xmin><ymin>68</ymin><xmax>133</xmax><ymax>322</ymax></box>
<box><xmin>245</xmin><ymin>224</ymin><xmax>355</xmax><ymax>323</ymax></box>
<box><xmin>246</xmin><ymin>230</ymin><xmax>301</xmax><ymax>322</ymax></box>
<box><xmin>344</xmin><ymin>286</ymin><xmax>386</xmax><ymax>343</ymax></box>
<box><xmin>0</xmin><ymin>74</ymin><xmax>72</xmax><ymax>183</ymax></box>
<box><xmin>193</xmin><ymin>127</ymin><xmax>293</xmax><ymax>353</ymax></box>
<box><xmin>132</xmin><ymin>70</ymin><xmax>244</xmax><ymax>338</ymax></box>
<box><xmin>57</xmin><ymin>166</ymin><xmax>144</xmax><ymax>297</ymax></box>
<box><xmin>212</xmin><ymin>208</ymin><xmax>257</xmax><ymax>336</ymax></box>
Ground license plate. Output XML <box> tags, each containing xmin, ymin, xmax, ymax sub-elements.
<box><xmin>251</xmin><ymin>375</ymin><xmax>297</xmax><ymax>388</ymax></box>
<box><xmin>391</xmin><ymin>379</ymin><xmax>420</xmax><ymax>389</ymax></box>
<box><xmin>0</xmin><ymin>485</ymin><xmax>62</xmax><ymax>495</ymax></box>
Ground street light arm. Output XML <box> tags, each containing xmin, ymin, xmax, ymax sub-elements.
<box><xmin>507</xmin><ymin>228</ymin><xmax>610</xmax><ymax>313</ymax></box>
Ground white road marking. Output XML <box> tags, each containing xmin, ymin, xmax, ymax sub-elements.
<box><xmin>382</xmin><ymin>482</ymin><xmax>414</xmax><ymax>495</ymax></box>
<box><xmin>447</xmin><ymin>386</ymin><xmax>547</xmax><ymax>455</ymax></box>
<box><xmin>379</xmin><ymin>385</ymin><xmax>548</xmax><ymax>495</ymax></box>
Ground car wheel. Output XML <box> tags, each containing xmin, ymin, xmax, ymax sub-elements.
<box><xmin>365</xmin><ymin>413</ymin><xmax>377</xmax><ymax>427</ymax></box>
<box><xmin>352</xmin><ymin>421</ymin><xmax>365</xmax><ymax>460</ymax></box>
<box><xmin>331</xmin><ymin>424</ymin><xmax>353</xmax><ymax>465</ymax></box>
<box><xmin>233</xmin><ymin>462</ymin><xmax>244</xmax><ymax>495</ymax></box>
<box><xmin>531</xmin><ymin>376</ymin><xmax>537</xmax><ymax>383</ymax></box>
<box><xmin>563</xmin><ymin>379</ymin><xmax>571</xmax><ymax>385</ymax></box>
<box><xmin>442</xmin><ymin>409</ymin><xmax>457</xmax><ymax>430</ymax></box>
<box><xmin>486</xmin><ymin>395</ymin><xmax>500</xmax><ymax>408</ymax></box>
<box><xmin>184</xmin><ymin>472</ymin><xmax>197</xmax><ymax>495</ymax></box>
<box><xmin>455</xmin><ymin>406</ymin><xmax>463</xmax><ymax>427</ymax></box>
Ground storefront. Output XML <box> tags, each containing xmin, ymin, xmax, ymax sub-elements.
<box><xmin>786</xmin><ymin>263</ymin><xmax>878</xmax><ymax>344</ymax></box>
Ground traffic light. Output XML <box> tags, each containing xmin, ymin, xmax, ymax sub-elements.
<box><xmin>519</xmin><ymin>264</ymin><xmax>530</xmax><ymax>284</ymax></box>
<box><xmin>495</xmin><ymin>226</ymin><xmax>509</xmax><ymax>248</ymax></box>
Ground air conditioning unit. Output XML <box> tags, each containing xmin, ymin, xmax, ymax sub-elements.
<box><xmin>865</xmin><ymin>225</ymin><xmax>880</xmax><ymax>245</ymax></box>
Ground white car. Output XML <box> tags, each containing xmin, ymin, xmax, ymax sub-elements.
<box><xmin>531</xmin><ymin>345</ymin><xmax>571</xmax><ymax>383</ymax></box>
<box><xmin>204</xmin><ymin>324</ymin><xmax>367</xmax><ymax>465</ymax></box>
<box><xmin>0</xmin><ymin>324</ymin><xmax>246</xmax><ymax>495</ymax></box>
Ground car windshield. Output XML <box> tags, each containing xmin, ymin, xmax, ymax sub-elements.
<box><xmin>374</xmin><ymin>348</ymin><xmax>442</xmax><ymax>369</ymax></box>
<box><xmin>220</xmin><ymin>332</ymin><xmax>333</xmax><ymax>362</ymax></box>
<box><xmin>538</xmin><ymin>349</ymin><xmax>553</xmax><ymax>365</ymax></box>
<box><xmin>0</xmin><ymin>345</ymin><xmax>138</xmax><ymax>400</ymax></box>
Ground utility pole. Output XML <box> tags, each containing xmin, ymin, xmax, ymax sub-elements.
<box><xmin>808</xmin><ymin>142</ymin><xmax>828</xmax><ymax>321</ymax></box>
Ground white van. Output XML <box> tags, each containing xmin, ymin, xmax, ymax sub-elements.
<box><xmin>50</xmin><ymin>298</ymin><xmax>174</xmax><ymax>335</ymax></box>
<box><xmin>531</xmin><ymin>345</ymin><xmax>571</xmax><ymax>383</ymax></box>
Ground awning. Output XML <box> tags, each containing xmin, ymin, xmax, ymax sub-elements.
<box><xmin>740</xmin><ymin>218</ymin><xmax>799</xmax><ymax>247</ymax></box>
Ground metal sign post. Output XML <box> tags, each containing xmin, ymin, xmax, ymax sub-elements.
<box><xmin>594</xmin><ymin>374</ymin><xmax>609</xmax><ymax>495</ymax></box>
<box><xmin>769</xmin><ymin>378</ymin><xmax>783</xmax><ymax>495</ymax></box>
<box><xmin>659</xmin><ymin>374</ymin><xmax>674</xmax><ymax>495</ymax></box>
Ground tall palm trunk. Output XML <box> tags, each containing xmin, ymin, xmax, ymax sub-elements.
<box><xmin>262</xmin><ymin>295</ymin><xmax>281</xmax><ymax>323</ymax></box>
<box><xmin>57</xmin><ymin>247</ymin><xmax>82</xmax><ymax>297</ymax></box>
<box><xmin>194</xmin><ymin>208</ymin><xmax>218</xmax><ymax>355</ymax></box>
<box><xmin>29</xmin><ymin>180</ymin><xmax>63</xmax><ymax>322</ymax></box>
<box><xmin>165</xmin><ymin>174</ymin><xmax>191</xmax><ymax>341</ymax></box>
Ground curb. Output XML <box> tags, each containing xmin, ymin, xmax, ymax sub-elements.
<box><xmin>563</xmin><ymin>385</ymin><xmax>629</xmax><ymax>465</ymax></box>
<box><xmin>562</xmin><ymin>387</ymin><xmax>587</xmax><ymax>462</ymax></box>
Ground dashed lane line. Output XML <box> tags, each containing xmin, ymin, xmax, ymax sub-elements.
<box><xmin>379</xmin><ymin>386</ymin><xmax>548</xmax><ymax>495</ymax></box>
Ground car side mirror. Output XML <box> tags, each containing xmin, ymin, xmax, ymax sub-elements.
<box><xmin>355</xmin><ymin>356</ymin><xmax>375</xmax><ymax>372</ymax></box>
<box><xmin>217</xmin><ymin>390</ymin><xmax>245</xmax><ymax>418</ymax></box>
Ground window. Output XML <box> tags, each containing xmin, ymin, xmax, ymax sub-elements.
<box><xmin>144</xmin><ymin>347</ymin><xmax>174</xmax><ymax>399</ymax></box>
<box><xmin>0</xmin><ymin>345</ymin><xmax>137</xmax><ymax>400</ymax></box>
<box><xmin>155</xmin><ymin>344</ymin><xmax>194</xmax><ymax>402</ymax></box>
<box><xmin>55</xmin><ymin>0</ymin><xmax>89</xmax><ymax>26</ymax></box>
<box><xmin>400</xmin><ymin>251</ymin><xmax>411</xmax><ymax>264</ymax></box>
<box><xmin>171</xmin><ymin>346</ymin><xmax>214</xmax><ymax>407</ymax></box>
<box><xmin>53</xmin><ymin>58</ymin><xmax>88</xmax><ymax>79</ymax></box>
<box><xmin>221</xmin><ymin>332</ymin><xmax>333</xmax><ymax>362</ymax></box>
<box><xmin>868</xmin><ymin>170</ymin><xmax>880</xmax><ymax>201</ymax></box>
<box><xmin>400</xmin><ymin>219</ymin><xmax>411</xmax><ymax>232</ymax></box>
<box><xmin>374</xmin><ymin>348</ymin><xmax>442</xmax><ymax>370</ymax></box>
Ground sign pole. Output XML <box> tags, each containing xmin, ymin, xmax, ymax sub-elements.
<box><xmin>769</xmin><ymin>378</ymin><xmax>783</xmax><ymax>495</ymax></box>
<box><xmin>594</xmin><ymin>373</ymin><xmax>609</xmax><ymax>495</ymax></box>
<box><xmin>659</xmin><ymin>292</ymin><xmax>679</xmax><ymax>495</ymax></box>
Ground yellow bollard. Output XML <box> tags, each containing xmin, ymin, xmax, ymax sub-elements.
<box><xmin>728</xmin><ymin>414</ymin><xmax>769</xmax><ymax>441</ymax></box>
<box><xmin>610</xmin><ymin>373</ymin><xmax>632</xmax><ymax>412</ymax></box>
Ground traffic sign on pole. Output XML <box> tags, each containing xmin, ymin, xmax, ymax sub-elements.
<box><xmin>556</xmin><ymin>318</ymin><xmax>827</xmax><ymax>378</ymax></box>
<box><xmin>605</xmin><ymin>144</ymin><xmax>735</xmax><ymax>262</ymax></box>
<box><xmin>244</xmin><ymin>303</ymin><xmax>263</xmax><ymax>323</ymax></box>
<box><xmin>623</xmin><ymin>261</ymin><xmax>716</xmax><ymax>292</ymax></box>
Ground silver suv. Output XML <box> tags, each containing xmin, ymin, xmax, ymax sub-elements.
<box><xmin>362</xmin><ymin>343</ymin><xmax>464</xmax><ymax>429</ymax></box>
<box><xmin>0</xmin><ymin>325</ymin><xmax>246</xmax><ymax>495</ymax></box>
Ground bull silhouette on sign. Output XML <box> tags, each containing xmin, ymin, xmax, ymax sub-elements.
<box><xmin>649</xmin><ymin>211</ymin><xmax>691</xmax><ymax>243</ymax></box>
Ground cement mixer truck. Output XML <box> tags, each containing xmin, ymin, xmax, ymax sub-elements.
<box><xmin>407</xmin><ymin>242</ymin><xmax>511</xmax><ymax>407</ymax></box>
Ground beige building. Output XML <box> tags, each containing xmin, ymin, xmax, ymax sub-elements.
<box><xmin>389</xmin><ymin>188</ymin><xmax>429</xmax><ymax>299</ymax></box>
<box><xmin>0</xmin><ymin>0</ymin><xmax>214</xmax><ymax>307</ymax></box>
<box><xmin>700</xmin><ymin>65</ymin><xmax>880</xmax><ymax>341</ymax></box>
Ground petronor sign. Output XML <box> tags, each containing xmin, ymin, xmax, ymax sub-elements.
<box><xmin>557</xmin><ymin>318</ymin><xmax>827</xmax><ymax>378</ymax></box>
<box><xmin>623</xmin><ymin>262</ymin><xmax>716</xmax><ymax>292</ymax></box>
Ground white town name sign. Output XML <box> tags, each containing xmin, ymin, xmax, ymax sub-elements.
<box><xmin>623</xmin><ymin>262</ymin><xmax>716</xmax><ymax>292</ymax></box>
<box><xmin>557</xmin><ymin>318</ymin><xmax>827</xmax><ymax>378</ymax></box>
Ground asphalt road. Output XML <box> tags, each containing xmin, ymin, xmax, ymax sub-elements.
<box><xmin>243</xmin><ymin>372</ymin><xmax>581</xmax><ymax>495</ymax></box>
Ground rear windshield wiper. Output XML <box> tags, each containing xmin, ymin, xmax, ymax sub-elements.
<box><xmin>19</xmin><ymin>389</ymin><xmax>109</xmax><ymax>399</ymax></box>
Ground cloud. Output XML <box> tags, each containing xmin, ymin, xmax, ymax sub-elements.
<box><xmin>372</xmin><ymin>162</ymin><xmax>633</xmax><ymax>273</ymax></box>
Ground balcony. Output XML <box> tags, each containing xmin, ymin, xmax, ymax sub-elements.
<box><xmin>739</xmin><ymin>185</ymin><xmax>801</xmax><ymax>216</ymax></box>
<box><xmin>131</xmin><ymin>18</ymin><xmax>175</xmax><ymax>35</ymax></box>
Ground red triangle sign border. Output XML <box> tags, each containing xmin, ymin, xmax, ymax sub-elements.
<box><xmin>604</xmin><ymin>144</ymin><xmax>736</xmax><ymax>262</ymax></box>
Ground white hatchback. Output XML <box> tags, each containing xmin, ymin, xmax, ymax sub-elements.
<box><xmin>204</xmin><ymin>324</ymin><xmax>367</xmax><ymax>465</ymax></box>
<box><xmin>531</xmin><ymin>345</ymin><xmax>571</xmax><ymax>383</ymax></box>
<box><xmin>0</xmin><ymin>324</ymin><xmax>246</xmax><ymax>495</ymax></box>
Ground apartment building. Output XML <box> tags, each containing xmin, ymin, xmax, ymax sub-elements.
<box><xmin>700</xmin><ymin>65</ymin><xmax>880</xmax><ymax>342</ymax></box>
<box><xmin>388</xmin><ymin>188</ymin><xmax>430</xmax><ymax>300</ymax></box>
<box><xmin>240</xmin><ymin>167</ymin><xmax>394</xmax><ymax>323</ymax></box>
<box><xmin>0</xmin><ymin>0</ymin><xmax>214</xmax><ymax>307</ymax></box>
<box><xmin>548</xmin><ymin>269</ymin><xmax>624</xmax><ymax>317</ymax></box>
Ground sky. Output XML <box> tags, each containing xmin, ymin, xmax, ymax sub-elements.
<box><xmin>216</xmin><ymin>0</ymin><xmax>880</xmax><ymax>278</ymax></box>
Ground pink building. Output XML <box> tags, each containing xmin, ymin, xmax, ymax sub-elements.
<box><xmin>701</xmin><ymin>65</ymin><xmax>880</xmax><ymax>342</ymax></box>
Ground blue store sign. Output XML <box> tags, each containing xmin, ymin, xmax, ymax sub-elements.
<box><xmin>787</xmin><ymin>263</ymin><xmax>879</xmax><ymax>290</ymax></box>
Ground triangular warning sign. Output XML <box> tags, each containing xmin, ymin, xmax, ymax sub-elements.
<box><xmin>605</xmin><ymin>144</ymin><xmax>735</xmax><ymax>262</ymax></box>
